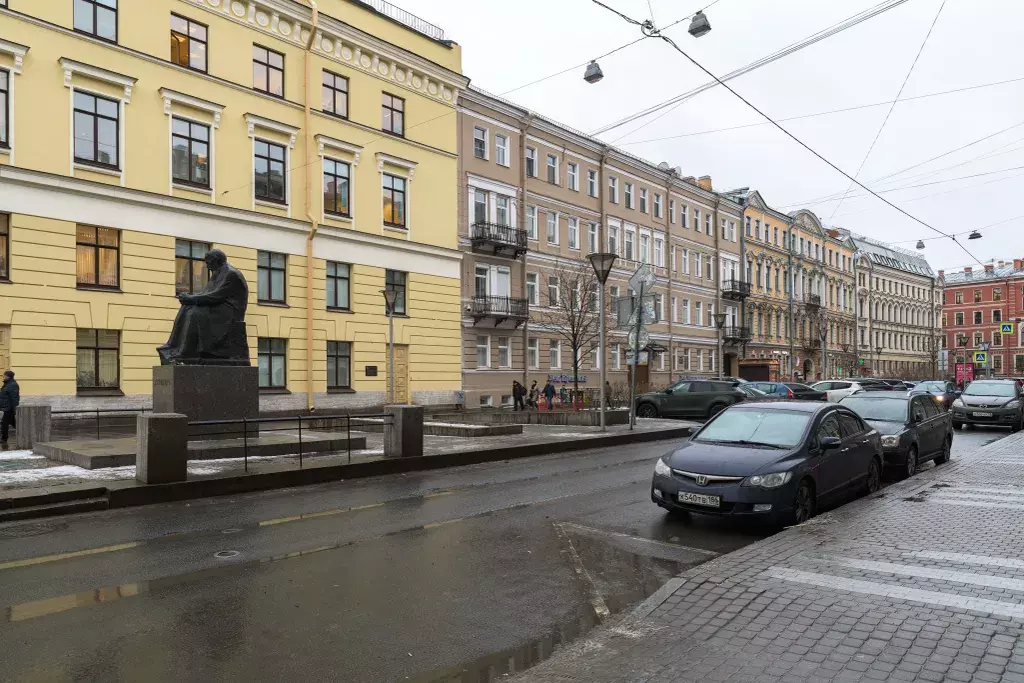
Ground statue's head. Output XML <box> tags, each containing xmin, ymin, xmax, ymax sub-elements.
<box><xmin>205</xmin><ymin>248</ymin><xmax>228</xmax><ymax>270</ymax></box>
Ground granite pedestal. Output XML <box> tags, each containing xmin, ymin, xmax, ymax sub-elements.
<box><xmin>136</xmin><ymin>413</ymin><xmax>188</xmax><ymax>484</ymax></box>
<box><xmin>384</xmin><ymin>405</ymin><xmax>424</xmax><ymax>458</ymax></box>
<box><xmin>153</xmin><ymin>365</ymin><xmax>258</xmax><ymax>440</ymax></box>
<box><xmin>15</xmin><ymin>405</ymin><xmax>51</xmax><ymax>450</ymax></box>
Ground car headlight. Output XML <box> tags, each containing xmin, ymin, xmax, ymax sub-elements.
<box><xmin>934</xmin><ymin>395</ymin><xmax>944</xmax><ymax>402</ymax></box>
<box><xmin>1005</xmin><ymin>400</ymin><xmax>1021</xmax><ymax>410</ymax></box>
<box><xmin>881</xmin><ymin>435</ymin><xmax>901</xmax><ymax>448</ymax></box>
<box><xmin>952</xmin><ymin>398</ymin><xmax>964</xmax><ymax>408</ymax></box>
<box><xmin>654</xmin><ymin>458</ymin><xmax>672</xmax><ymax>477</ymax></box>
<box><xmin>743</xmin><ymin>472</ymin><xmax>793</xmax><ymax>489</ymax></box>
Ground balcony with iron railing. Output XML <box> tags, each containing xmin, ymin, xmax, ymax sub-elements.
<box><xmin>722</xmin><ymin>279</ymin><xmax>752</xmax><ymax>301</ymax></box>
<box><xmin>470</xmin><ymin>295</ymin><xmax>529</xmax><ymax>327</ymax></box>
<box><xmin>804</xmin><ymin>293</ymin><xmax>822</xmax><ymax>309</ymax></box>
<box><xmin>355</xmin><ymin>0</ymin><xmax>448</xmax><ymax>41</ymax></box>
<box><xmin>723</xmin><ymin>326</ymin><xmax>752</xmax><ymax>342</ymax></box>
<box><xmin>470</xmin><ymin>221</ymin><xmax>528</xmax><ymax>259</ymax></box>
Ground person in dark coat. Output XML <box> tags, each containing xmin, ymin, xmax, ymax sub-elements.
<box><xmin>542</xmin><ymin>381</ymin><xmax>556</xmax><ymax>411</ymax></box>
<box><xmin>0</xmin><ymin>370</ymin><xmax>20</xmax><ymax>445</ymax></box>
<box><xmin>512</xmin><ymin>381</ymin><xmax>526</xmax><ymax>411</ymax></box>
<box><xmin>528</xmin><ymin>381</ymin><xmax>539</xmax><ymax>409</ymax></box>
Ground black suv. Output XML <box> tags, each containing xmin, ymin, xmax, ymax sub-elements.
<box><xmin>952</xmin><ymin>379</ymin><xmax>1024</xmax><ymax>431</ymax></box>
<box><xmin>635</xmin><ymin>379</ymin><xmax>745</xmax><ymax>420</ymax></box>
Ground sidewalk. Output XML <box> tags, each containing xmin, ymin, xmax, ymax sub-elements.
<box><xmin>517</xmin><ymin>432</ymin><xmax>1024</xmax><ymax>683</ymax></box>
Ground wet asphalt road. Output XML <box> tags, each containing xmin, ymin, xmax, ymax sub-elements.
<box><xmin>0</xmin><ymin>426</ymin><xmax>1006</xmax><ymax>683</ymax></box>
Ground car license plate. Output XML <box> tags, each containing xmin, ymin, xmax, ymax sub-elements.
<box><xmin>679</xmin><ymin>492</ymin><xmax>720</xmax><ymax>507</ymax></box>
<box><xmin>973</xmin><ymin>412</ymin><xmax>993</xmax><ymax>417</ymax></box>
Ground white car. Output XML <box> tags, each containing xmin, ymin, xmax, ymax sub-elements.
<box><xmin>811</xmin><ymin>380</ymin><xmax>868</xmax><ymax>402</ymax></box>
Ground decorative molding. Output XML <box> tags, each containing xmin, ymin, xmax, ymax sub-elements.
<box><xmin>59</xmin><ymin>57</ymin><xmax>137</xmax><ymax>102</ymax></box>
<box><xmin>0</xmin><ymin>38</ymin><xmax>29</xmax><ymax>75</ymax></box>
<box><xmin>376</xmin><ymin>152</ymin><xmax>417</xmax><ymax>177</ymax></box>
<box><xmin>160</xmin><ymin>88</ymin><xmax>224</xmax><ymax>128</ymax></box>
<box><xmin>244</xmin><ymin>113</ymin><xmax>298</xmax><ymax>148</ymax></box>
<box><xmin>316</xmin><ymin>134</ymin><xmax>362</xmax><ymax>164</ymax></box>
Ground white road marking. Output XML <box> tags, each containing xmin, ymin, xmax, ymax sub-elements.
<box><xmin>554</xmin><ymin>522</ymin><xmax>610</xmax><ymax>618</ymax></box>
<box><xmin>829</xmin><ymin>557</ymin><xmax>1024</xmax><ymax>592</ymax></box>
<box><xmin>558</xmin><ymin>522</ymin><xmax>719</xmax><ymax>557</ymax></box>
<box><xmin>907</xmin><ymin>550</ymin><xmax>1024</xmax><ymax>570</ymax></box>
<box><xmin>929</xmin><ymin>491</ymin><xmax>1024</xmax><ymax>502</ymax></box>
<box><xmin>925</xmin><ymin>499</ymin><xmax>1024</xmax><ymax>511</ymax></box>
<box><xmin>765</xmin><ymin>568</ymin><xmax>1024</xmax><ymax>619</ymax></box>
<box><xmin>933</xmin><ymin>486</ymin><xmax>1024</xmax><ymax>498</ymax></box>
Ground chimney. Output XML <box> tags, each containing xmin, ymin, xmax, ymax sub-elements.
<box><xmin>998</xmin><ymin>260</ymin><xmax>1006</xmax><ymax>268</ymax></box>
<box><xmin>984</xmin><ymin>264</ymin><xmax>994</xmax><ymax>273</ymax></box>
<box><xmin>697</xmin><ymin>175</ymin><xmax>713</xmax><ymax>191</ymax></box>
<box><xmin>964</xmin><ymin>267</ymin><xmax>973</xmax><ymax>275</ymax></box>
<box><xmin>1015</xmin><ymin>259</ymin><xmax>1023</xmax><ymax>271</ymax></box>
<box><xmin>938</xmin><ymin>269</ymin><xmax>944</xmax><ymax>279</ymax></box>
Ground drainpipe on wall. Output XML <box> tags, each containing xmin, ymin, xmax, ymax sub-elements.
<box><xmin>713</xmin><ymin>197</ymin><xmax>722</xmax><ymax>377</ymax></box>
<box><xmin>520</xmin><ymin>114</ymin><xmax>534</xmax><ymax>387</ymax></box>
<box><xmin>787</xmin><ymin>223</ymin><xmax>794</xmax><ymax>380</ymax></box>
<box><xmin>303</xmin><ymin>1</ymin><xmax>320</xmax><ymax>412</ymax></box>
<box><xmin>665</xmin><ymin>171</ymin><xmax>674</xmax><ymax>378</ymax></box>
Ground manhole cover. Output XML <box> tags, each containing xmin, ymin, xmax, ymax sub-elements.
<box><xmin>0</xmin><ymin>521</ymin><xmax>70</xmax><ymax>539</ymax></box>
<box><xmin>214</xmin><ymin>550</ymin><xmax>240</xmax><ymax>559</ymax></box>
<box><xmin>222</xmin><ymin>528</ymin><xmax>243</xmax><ymax>534</ymax></box>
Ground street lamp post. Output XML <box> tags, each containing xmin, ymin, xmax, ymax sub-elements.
<box><xmin>875</xmin><ymin>345</ymin><xmax>883</xmax><ymax>377</ymax></box>
<box><xmin>713</xmin><ymin>313</ymin><xmax>727</xmax><ymax>380</ymax></box>
<box><xmin>818</xmin><ymin>316</ymin><xmax>828</xmax><ymax>381</ymax></box>
<box><xmin>381</xmin><ymin>288</ymin><xmax>399</xmax><ymax>404</ymax></box>
<box><xmin>588</xmin><ymin>252</ymin><xmax>618</xmax><ymax>432</ymax></box>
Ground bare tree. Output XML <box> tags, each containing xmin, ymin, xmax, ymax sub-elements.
<box><xmin>534</xmin><ymin>257</ymin><xmax>604</xmax><ymax>404</ymax></box>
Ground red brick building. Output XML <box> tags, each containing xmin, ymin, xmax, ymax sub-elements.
<box><xmin>940</xmin><ymin>260</ymin><xmax>1024</xmax><ymax>378</ymax></box>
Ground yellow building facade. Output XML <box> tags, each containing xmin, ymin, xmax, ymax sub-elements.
<box><xmin>0</xmin><ymin>0</ymin><xmax>467</xmax><ymax>409</ymax></box>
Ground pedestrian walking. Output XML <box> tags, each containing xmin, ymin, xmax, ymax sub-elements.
<box><xmin>542</xmin><ymin>381</ymin><xmax>556</xmax><ymax>411</ymax></box>
<box><xmin>528</xmin><ymin>381</ymin><xmax>539</xmax><ymax>410</ymax></box>
<box><xmin>605</xmin><ymin>380</ymin><xmax>613</xmax><ymax>408</ymax></box>
<box><xmin>512</xmin><ymin>381</ymin><xmax>526</xmax><ymax>411</ymax></box>
<box><xmin>0</xmin><ymin>370</ymin><xmax>20</xmax><ymax>446</ymax></box>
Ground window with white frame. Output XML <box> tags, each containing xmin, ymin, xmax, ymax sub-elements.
<box><xmin>474</xmin><ymin>265</ymin><xmax>488</xmax><ymax>298</ymax></box>
<box><xmin>624</xmin><ymin>228</ymin><xmax>635</xmax><ymax>261</ymax></box>
<box><xmin>527</xmin><ymin>338</ymin><xmax>539</xmax><ymax>369</ymax></box>
<box><xmin>693</xmin><ymin>207</ymin><xmax>700</xmax><ymax>230</ymax></box>
<box><xmin>548</xmin><ymin>275</ymin><xmax>559</xmax><ymax>305</ymax></box>
<box><xmin>696</xmin><ymin>349</ymin><xmax>704</xmax><ymax>372</ymax></box>
<box><xmin>526</xmin><ymin>273</ymin><xmax>539</xmax><ymax>305</ymax></box>
<box><xmin>654</xmin><ymin>193</ymin><xmax>662</xmax><ymax>218</ymax></box>
<box><xmin>608</xmin><ymin>176</ymin><xmax>618</xmax><ymax>203</ymax></box>
<box><xmin>546</xmin><ymin>211</ymin><xmax>558</xmax><ymax>244</ymax></box>
<box><xmin>669</xmin><ymin>199</ymin><xmax>675</xmax><ymax>224</ymax></box>
<box><xmin>498</xmin><ymin>336</ymin><xmax>510</xmax><ymax>367</ymax></box>
<box><xmin>625</xmin><ymin>182</ymin><xmax>634</xmax><ymax>209</ymax></box>
<box><xmin>587</xmin><ymin>169</ymin><xmax>598</xmax><ymax>197</ymax></box>
<box><xmin>695</xmin><ymin>301</ymin><xmax>703</xmax><ymax>326</ymax></box>
<box><xmin>658</xmin><ymin>351</ymin><xmax>665</xmax><ymax>371</ymax></box>
<box><xmin>567</xmin><ymin>217</ymin><xmax>579</xmax><ymax>250</ymax></box>
<box><xmin>567</xmin><ymin>162</ymin><xmax>579</xmax><ymax>191</ymax></box>
<box><xmin>587</xmin><ymin>223</ymin><xmax>598</xmax><ymax>253</ymax></box>
<box><xmin>611</xmin><ymin>343</ymin><xmax>621</xmax><ymax>370</ymax></box>
<box><xmin>476</xmin><ymin>335</ymin><xmax>490</xmax><ymax>368</ymax></box>
<box><xmin>525</xmin><ymin>146</ymin><xmax>537</xmax><ymax>177</ymax></box>
<box><xmin>706</xmin><ymin>257</ymin><xmax>713</xmax><ymax>280</ymax></box>
<box><xmin>526</xmin><ymin>205</ymin><xmax>538</xmax><ymax>239</ymax></box>
<box><xmin>608</xmin><ymin>226</ymin><xmax>618</xmax><ymax>255</ymax></box>
<box><xmin>473</xmin><ymin>126</ymin><xmax>487</xmax><ymax>159</ymax></box>
<box><xmin>495</xmin><ymin>134</ymin><xmax>508</xmax><ymax>166</ymax></box>
<box><xmin>670</xmin><ymin>246</ymin><xmax>676</xmax><ymax>272</ymax></box>
<box><xmin>704</xmin><ymin>213</ymin><xmax>712</xmax><ymax>235</ymax></box>
<box><xmin>639</xmin><ymin>233</ymin><xmax>650</xmax><ymax>264</ymax></box>
<box><xmin>694</xmin><ymin>252</ymin><xmax>702</xmax><ymax>276</ymax></box>
<box><xmin>654</xmin><ymin>236</ymin><xmax>664</xmax><ymax>267</ymax></box>
<box><xmin>472</xmin><ymin>189</ymin><xmax>487</xmax><ymax>225</ymax></box>
<box><xmin>495</xmin><ymin>196</ymin><xmax>510</xmax><ymax>226</ymax></box>
<box><xmin>707</xmin><ymin>302</ymin><xmax>715</xmax><ymax>327</ymax></box>
<box><xmin>671</xmin><ymin>297</ymin><xmax>678</xmax><ymax>322</ymax></box>
<box><xmin>546</xmin><ymin>154</ymin><xmax>558</xmax><ymax>184</ymax></box>
<box><xmin>682</xmin><ymin>248</ymin><xmax>689</xmax><ymax>275</ymax></box>
<box><xmin>639</xmin><ymin>188</ymin><xmax>648</xmax><ymax>213</ymax></box>
<box><xmin>655</xmin><ymin>293</ymin><xmax>663</xmax><ymax>321</ymax></box>
<box><xmin>590</xmin><ymin>345</ymin><xmax>600</xmax><ymax>370</ymax></box>
<box><xmin>549</xmin><ymin>339</ymin><xmax>561</xmax><ymax>369</ymax></box>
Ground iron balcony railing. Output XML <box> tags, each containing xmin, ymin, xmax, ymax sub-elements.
<box><xmin>723</xmin><ymin>326</ymin><xmax>751</xmax><ymax>341</ymax></box>
<box><xmin>470</xmin><ymin>221</ymin><xmax>528</xmax><ymax>250</ymax></box>
<box><xmin>722</xmin><ymin>279</ymin><xmax>752</xmax><ymax>299</ymax></box>
<box><xmin>804</xmin><ymin>293</ymin><xmax>822</xmax><ymax>307</ymax></box>
<box><xmin>355</xmin><ymin>0</ymin><xmax>447</xmax><ymax>41</ymax></box>
<box><xmin>470</xmin><ymin>295</ymin><xmax>529</xmax><ymax>319</ymax></box>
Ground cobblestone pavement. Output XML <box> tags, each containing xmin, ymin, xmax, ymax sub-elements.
<box><xmin>516</xmin><ymin>430</ymin><xmax>1024</xmax><ymax>683</ymax></box>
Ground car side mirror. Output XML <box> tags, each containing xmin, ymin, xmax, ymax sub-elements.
<box><xmin>665</xmin><ymin>389</ymin><xmax>673</xmax><ymax>395</ymax></box>
<box><xmin>913</xmin><ymin>412</ymin><xmax>924</xmax><ymax>423</ymax></box>
<box><xmin>820</xmin><ymin>436</ymin><xmax>842</xmax><ymax>450</ymax></box>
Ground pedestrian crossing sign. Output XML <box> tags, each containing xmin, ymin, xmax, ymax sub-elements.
<box><xmin>974</xmin><ymin>351</ymin><xmax>988</xmax><ymax>364</ymax></box>
<box><xmin>1001</xmin><ymin>322</ymin><xmax>1014</xmax><ymax>335</ymax></box>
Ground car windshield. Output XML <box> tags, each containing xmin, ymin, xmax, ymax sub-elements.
<box><xmin>740</xmin><ymin>386</ymin><xmax>768</xmax><ymax>397</ymax></box>
<box><xmin>963</xmin><ymin>382</ymin><xmax>1016</xmax><ymax>397</ymax></box>
<box><xmin>840</xmin><ymin>396</ymin><xmax>908</xmax><ymax>422</ymax></box>
<box><xmin>916</xmin><ymin>381</ymin><xmax>945</xmax><ymax>392</ymax></box>
<box><xmin>694</xmin><ymin>409</ymin><xmax>811</xmax><ymax>448</ymax></box>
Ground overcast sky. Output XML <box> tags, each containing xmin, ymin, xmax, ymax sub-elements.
<box><xmin>397</xmin><ymin>0</ymin><xmax>1024</xmax><ymax>274</ymax></box>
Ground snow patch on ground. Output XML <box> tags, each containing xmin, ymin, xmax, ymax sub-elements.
<box><xmin>0</xmin><ymin>450</ymin><xmax>46</xmax><ymax>460</ymax></box>
<box><xmin>0</xmin><ymin>464</ymin><xmax>135</xmax><ymax>485</ymax></box>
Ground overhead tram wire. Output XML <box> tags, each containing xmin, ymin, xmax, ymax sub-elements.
<box><xmin>586</xmin><ymin>1</ymin><xmax>984</xmax><ymax>266</ymax></box>
<box><xmin>828</xmin><ymin>0</ymin><xmax>948</xmax><ymax>221</ymax></box>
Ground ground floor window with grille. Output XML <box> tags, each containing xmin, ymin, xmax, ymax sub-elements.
<box><xmin>76</xmin><ymin>329</ymin><xmax>119</xmax><ymax>391</ymax></box>
<box><xmin>258</xmin><ymin>338</ymin><xmax>287</xmax><ymax>388</ymax></box>
<box><xmin>326</xmin><ymin>341</ymin><xmax>351</xmax><ymax>390</ymax></box>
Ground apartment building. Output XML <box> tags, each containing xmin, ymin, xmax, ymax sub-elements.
<box><xmin>940</xmin><ymin>260</ymin><xmax>1024</xmax><ymax>378</ymax></box>
<box><xmin>0</xmin><ymin>0</ymin><xmax>469</xmax><ymax>409</ymax></box>
<box><xmin>853</xmin><ymin>236</ymin><xmax>941</xmax><ymax>379</ymax></box>
<box><xmin>457</xmin><ymin>87</ymin><xmax>743</xmax><ymax>408</ymax></box>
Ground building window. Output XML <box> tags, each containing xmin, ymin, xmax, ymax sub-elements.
<box><xmin>472</xmin><ymin>190</ymin><xmax>488</xmax><ymax>224</ymax></box>
<box><xmin>256</xmin><ymin>251</ymin><xmax>286</xmax><ymax>304</ymax></box>
<box><xmin>479</xmin><ymin>395</ymin><xmax>493</xmax><ymax>408</ymax></box>
<box><xmin>567</xmin><ymin>217</ymin><xmax>579</xmax><ymax>250</ymax></box>
<box><xmin>526</xmin><ymin>273</ymin><xmax>538</xmax><ymax>305</ymax></box>
<box><xmin>608</xmin><ymin>226</ymin><xmax>618</xmax><ymax>255</ymax></box>
<box><xmin>382</xmin><ymin>92</ymin><xmax>405</xmax><ymax>135</ymax></box>
<box><xmin>473</xmin><ymin>126</ymin><xmax>487</xmax><ymax>159</ymax></box>
<box><xmin>258</xmin><ymin>338</ymin><xmax>287</xmax><ymax>388</ymax></box>
<box><xmin>252</xmin><ymin>45</ymin><xmax>284</xmax><ymax>97</ymax></box>
<box><xmin>385</xmin><ymin>270</ymin><xmax>407</xmax><ymax>315</ymax></box>
<box><xmin>974</xmin><ymin>311</ymin><xmax>983</xmax><ymax>325</ymax></box>
<box><xmin>326</xmin><ymin>261</ymin><xmax>350</xmax><ymax>310</ymax></box>
<box><xmin>567</xmin><ymin>163</ymin><xmax>578</xmax><ymax>191</ymax></box>
<box><xmin>588</xmin><ymin>223</ymin><xmax>598</xmax><ymax>254</ymax></box>
<box><xmin>322</xmin><ymin>71</ymin><xmax>348</xmax><ymax>118</ymax></box>
<box><xmin>994</xmin><ymin>332</ymin><xmax>1003</xmax><ymax>347</ymax></box>
<box><xmin>0</xmin><ymin>213</ymin><xmax>7</xmax><ymax>281</ymax></box>
<box><xmin>588</xmin><ymin>169</ymin><xmax>598</xmax><ymax>197</ymax></box>
<box><xmin>525</xmin><ymin>147</ymin><xmax>537</xmax><ymax>177</ymax></box>
<box><xmin>548</xmin><ymin>276</ymin><xmax>559</xmax><ymax>306</ymax></box>
<box><xmin>546</xmin><ymin>154</ymin><xmax>558</xmax><ymax>184</ymax></box>
<box><xmin>326</xmin><ymin>341</ymin><xmax>351</xmax><ymax>389</ymax></box>
<box><xmin>994</xmin><ymin>287</ymin><xmax>1003</xmax><ymax>301</ymax></box>
<box><xmin>669</xmin><ymin>200</ymin><xmax>676</xmax><ymax>224</ymax></box>
<box><xmin>74</xmin><ymin>0</ymin><xmax>117</xmax><ymax>42</ymax></box>
<box><xmin>625</xmin><ymin>182</ymin><xmax>634</xmax><ymax>209</ymax></box>
<box><xmin>175</xmin><ymin>239</ymin><xmax>210</xmax><ymax>295</ymax></box>
<box><xmin>170</xmin><ymin>14</ymin><xmax>207</xmax><ymax>72</ymax></box>
<box><xmin>382</xmin><ymin>173</ymin><xmax>407</xmax><ymax>228</ymax></box>
<box><xmin>498</xmin><ymin>336</ymin><xmax>511</xmax><ymax>368</ymax></box>
<box><xmin>76</xmin><ymin>329</ymin><xmax>119</xmax><ymax>390</ymax></box>
<box><xmin>496</xmin><ymin>196</ymin><xmax>509</xmax><ymax>226</ymax></box>
<box><xmin>549</xmin><ymin>340</ymin><xmax>561</xmax><ymax>369</ymax></box>
<box><xmin>974</xmin><ymin>289</ymin><xmax>982</xmax><ymax>303</ymax></box>
<box><xmin>171</xmin><ymin>118</ymin><xmax>210</xmax><ymax>188</ymax></box>
<box><xmin>0</xmin><ymin>70</ymin><xmax>7</xmax><ymax>149</ymax></box>
<box><xmin>526</xmin><ymin>206</ymin><xmax>537</xmax><ymax>239</ymax></box>
<box><xmin>73</xmin><ymin>92</ymin><xmax>119</xmax><ymax>169</ymax></box>
<box><xmin>254</xmin><ymin>139</ymin><xmax>286</xmax><ymax>203</ymax></box>
<box><xmin>994</xmin><ymin>309</ymin><xmax>1003</xmax><ymax>323</ymax></box>
<box><xmin>76</xmin><ymin>225</ymin><xmax>119</xmax><ymax>288</ymax></box>
<box><xmin>323</xmin><ymin>158</ymin><xmax>350</xmax><ymax>217</ymax></box>
<box><xmin>476</xmin><ymin>335</ymin><xmax>490</xmax><ymax>368</ymax></box>
<box><xmin>609</xmin><ymin>177</ymin><xmax>618</xmax><ymax>203</ymax></box>
<box><xmin>654</xmin><ymin>194</ymin><xmax>662</xmax><ymax>218</ymax></box>
<box><xmin>611</xmin><ymin>343</ymin><xmax>621</xmax><ymax>370</ymax></box>
<box><xmin>955</xmin><ymin>292</ymin><xmax>963</xmax><ymax>304</ymax></box>
<box><xmin>495</xmin><ymin>134</ymin><xmax>509</xmax><ymax>166</ymax></box>
<box><xmin>546</xmin><ymin>212</ymin><xmax>558</xmax><ymax>245</ymax></box>
<box><xmin>639</xmin><ymin>188</ymin><xmax>648</xmax><ymax>213</ymax></box>
<box><xmin>527</xmin><ymin>338</ymin><xmax>539</xmax><ymax>369</ymax></box>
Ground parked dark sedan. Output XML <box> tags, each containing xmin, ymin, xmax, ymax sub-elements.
<box><xmin>651</xmin><ymin>402</ymin><xmax>882</xmax><ymax>526</ymax></box>
<box><xmin>908</xmin><ymin>380</ymin><xmax>959</xmax><ymax>411</ymax></box>
<box><xmin>635</xmin><ymin>379</ymin><xmax>745</xmax><ymax>420</ymax></box>
<box><xmin>747</xmin><ymin>382</ymin><xmax>827</xmax><ymax>401</ymax></box>
<box><xmin>951</xmin><ymin>379</ymin><xmax>1024</xmax><ymax>431</ymax></box>
<box><xmin>839</xmin><ymin>393</ymin><xmax>952</xmax><ymax>479</ymax></box>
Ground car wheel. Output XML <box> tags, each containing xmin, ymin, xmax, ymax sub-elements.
<box><xmin>863</xmin><ymin>457</ymin><xmax>882</xmax><ymax>495</ymax></box>
<box><xmin>934</xmin><ymin>437</ymin><xmax>951</xmax><ymax>465</ymax></box>
<box><xmin>899</xmin><ymin>446</ymin><xmax>918</xmax><ymax>480</ymax></box>
<box><xmin>706</xmin><ymin>403</ymin><xmax>726</xmax><ymax>420</ymax></box>
<box><xmin>637</xmin><ymin>403</ymin><xmax>659</xmax><ymax>419</ymax></box>
<box><xmin>786</xmin><ymin>479</ymin><xmax>816</xmax><ymax>526</ymax></box>
<box><xmin>953</xmin><ymin>421</ymin><xmax>963</xmax><ymax>430</ymax></box>
<box><xmin>1013</xmin><ymin>415</ymin><xmax>1024</xmax><ymax>433</ymax></box>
